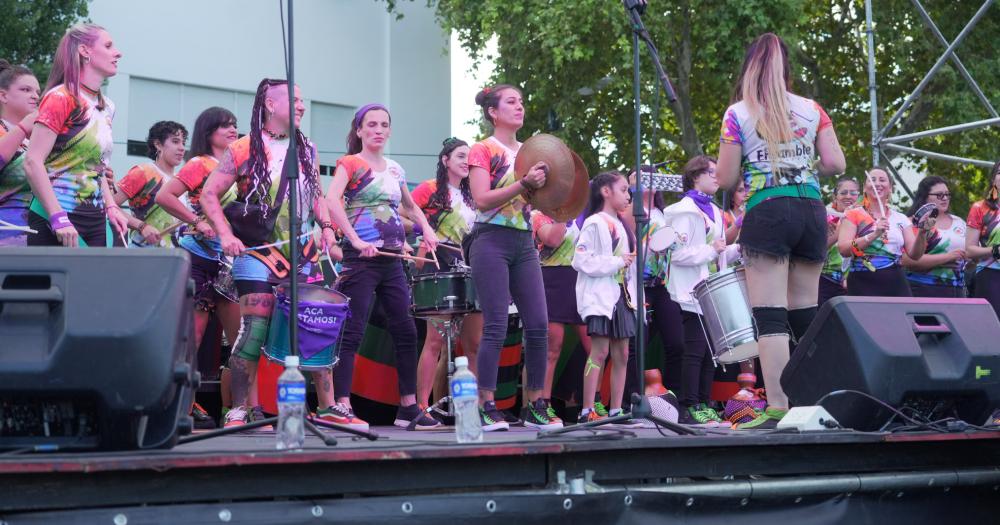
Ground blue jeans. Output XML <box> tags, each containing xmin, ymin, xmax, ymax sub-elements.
<box><xmin>468</xmin><ymin>224</ymin><xmax>548</xmax><ymax>392</ymax></box>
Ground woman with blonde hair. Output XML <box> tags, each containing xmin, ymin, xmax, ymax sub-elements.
<box><xmin>716</xmin><ymin>33</ymin><xmax>846</xmax><ymax>429</ymax></box>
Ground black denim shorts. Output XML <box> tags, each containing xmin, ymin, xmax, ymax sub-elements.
<box><xmin>740</xmin><ymin>196</ymin><xmax>826</xmax><ymax>262</ymax></box>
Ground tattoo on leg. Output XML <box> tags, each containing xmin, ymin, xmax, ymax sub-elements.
<box><xmin>229</xmin><ymin>356</ymin><xmax>252</xmax><ymax>408</ymax></box>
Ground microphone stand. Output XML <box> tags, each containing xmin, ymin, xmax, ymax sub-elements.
<box><xmin>541</xmin><ymin>0</ymin><xmax>700</xmax><ymax>438</ymax></box>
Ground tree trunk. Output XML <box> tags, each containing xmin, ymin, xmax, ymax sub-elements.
<box><xmin>671</xmin><ymin>0</ymin><xmax>703</xmax><ymax>158</ymax></box>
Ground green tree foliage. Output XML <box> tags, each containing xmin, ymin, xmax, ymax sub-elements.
<box><xmin>0</xmin><ymin>0</ymin><xmax>90</xmax><ymax>86</ymax></box>
<box><xmin>424</xmin><ymin>0</ymin><xmax>999</xmax><ymax>216</ymax></box>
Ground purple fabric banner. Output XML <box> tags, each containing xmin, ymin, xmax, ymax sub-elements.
<box><xmin>276</xmin><ymin>294</ymin><xmax>351</xmax><ymax>360</ymax></box>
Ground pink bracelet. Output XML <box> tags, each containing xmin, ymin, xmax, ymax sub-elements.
<box><xmin>49</xmin><ymin>211</ymin><xmax>73</xmax><ymax>231</ymax></box>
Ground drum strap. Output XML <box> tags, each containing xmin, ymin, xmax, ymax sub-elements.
<box><xmin>247</xmin><ymin>237</ymin><xmax>320</xmax><ymax>279</ymax></box>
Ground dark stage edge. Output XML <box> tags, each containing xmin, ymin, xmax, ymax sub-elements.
<box><xmin>1</xmin><ymin>426</ymin><xmax>999</xmax><ymax>523</ymax></box>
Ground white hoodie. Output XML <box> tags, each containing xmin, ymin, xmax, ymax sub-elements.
<box><xmin>662</xmin><ymin>196</ymin><xmax>740</xmax><ymax>315</ymax></box>
<box><xmin>573</xmin><ymin>212</ymin><xmax>638</xmax><ymax>321</ymax></box>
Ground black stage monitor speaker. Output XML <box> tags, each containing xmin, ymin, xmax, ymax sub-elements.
<box><xmin>0</xmin><ymin>248</ymin><xmax>197</xmax><ymax>451</ymax></box>
<box><xmin>782</xmin><ymin>296</ymin><xmax>1000</xmax><ymax>431</ymax></box>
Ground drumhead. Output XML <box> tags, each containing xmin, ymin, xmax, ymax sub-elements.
<box><xmin>274</xmin><ymin>283</ymin><xmax>348</xmax><ymax>304</ymax></box>
<box><xmin>648</xmin><ymin>225</ymin><xmax>677</xmax><ymax>252</ymax></box>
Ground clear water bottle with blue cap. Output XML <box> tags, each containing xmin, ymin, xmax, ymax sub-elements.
<box><xmin>450</xmin><ymin>356</ymin><xmax>482</xmax><ymax>443</ymax></box>
<box><xmin>276</xmin><ymin>355</ymin><xmax>306</xmax><ymax>450</ymax></box>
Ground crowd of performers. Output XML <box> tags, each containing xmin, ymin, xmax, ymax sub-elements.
<box><xmin>3</xmin><ymin>26</ymin><xmax>1000</xmax><ymax>432</ymax></box>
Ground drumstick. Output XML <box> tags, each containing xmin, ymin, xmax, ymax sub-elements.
<box><xmin>429</xmin><ymin>244</ymin><xmax>441</xmax><ymax>270</ymax></box>
<box><xmin>376</xmin><ymin>250</ymin><xmax>436</xmax><ymax>264</ymax></box>
<box><xmin>438</xmin><ymin>244</ymin><xmax>464</xmax><ymax>254</ymax></box>
<box><xmin>159</xmin><ymin>221</ymin><xmax>187</xmax><ymax>236</ymax></box>
<box><xmin>0</xmin><ymin>219</ymin><xmax>37</xmax><ymax>234</ymax></box>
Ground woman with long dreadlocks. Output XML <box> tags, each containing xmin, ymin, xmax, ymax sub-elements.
<box><xmin>199</xmin><ymin>78</ymin><xmax>342</xmax><ymax>430</ymax></box>
<box><xmin>410</xmin><ymin>137</ymin><xmax>483</xmax><ymax>409</ymax></box>
<box><xmin>325</xmin><ymin>103</ymin><xmax>441</xmax><ymax>431</ymax></box>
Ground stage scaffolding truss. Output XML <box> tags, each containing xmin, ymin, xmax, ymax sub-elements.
<box><xmin>864</xmin><ymin>0</ymin><xmax>997</xmax><ymax>196</ymax></box>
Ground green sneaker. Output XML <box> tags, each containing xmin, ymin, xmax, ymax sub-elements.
<box><xmin>593</xmin><ymin>400</ymin><xmax>609</xmax><ymax>418</ymax></box>
<box><xmin>680</xmin><ymin>405</ymin><xmax>716</xmax><ymax>426</ymax></box>
<box><xmin>733</xmin><ymin>407</ymin><xmax>788</xmax><ymax>431</ymax></box>
<box><xmin>699</xmin><ymin>403</ymin><xmax>725</xmax><ymax>425</ymax></box>
<box><xmin>546</xmin><ymin>404</ymin><xmax>561</xmax><ymax>423</ymax></box>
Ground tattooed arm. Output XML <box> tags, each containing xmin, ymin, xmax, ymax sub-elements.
<box><xmin>201</xmin><ymin>148</ymin><xmax>242</xmax><ymax>256</ymax></box>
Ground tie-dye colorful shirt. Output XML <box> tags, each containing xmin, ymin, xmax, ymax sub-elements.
<box><xmin>719</xmin><ymin>94</ymin><xmax>831</xmax><ymax>207</ymax></box>
<box><xmin>467</xmin><ymin>136</ymin><xmax>530</xmax><ymax>230</ymax></box>
<box><xmin>224</xmin><ymin>134</ymin><xmax>319</xmax><ymax>259</ymax></box>
<box><xmin>531</xmin><ymin>210</ymin><xmax>583</xmax><ymax>267</ymax></box>
<box><xmin>0</xmin><ymin>121</ymin><xmax>31</xmax><ymax>246</ymax></box>
<box><xmin>643</xmin><ymin>208</ymin><xmax>670</xmax><ymax>283</ymax></box>
<box><xmin>906</xmin><ymin>214</ymin><xmax>966</xmax><ymax>287</ymax></box>
<box><xmin>34</xmin><ymin>84</ymin><xmax>115</xmax><ymax>214</ymax></box>
<box><xmin>410</xmin><ymin>179</ymin><xmax>475</xmax><ymax>246</ymax></box>
<box><xmin>175</xmin><ymin>154</ymin><xmax>236</xmax><ymax>260</ymax></box>
<box><xmin>338</xmin><ymin>154</ymin><xmax>406</xmax><ymax>250</ymax></box>
<box><xmin>821</xmin><ymin>205</ymin><xmax>850</xmax><ymax>283</ymax></box>
<box><xmin>844</xmin><ymin>207</ymin><xmax>911</xmax><ymax>271</ymax></box>
<box><xmin>118</xmin><ymin>163</ymin><xmax>179</xmax><ymax>247</ymax></box>
<box><xmin>967</xmin><ymin>200</ymin><xmax>1000</xmax><ymax>272</ymax></box>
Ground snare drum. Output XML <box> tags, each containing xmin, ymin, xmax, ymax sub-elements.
<box><xmin>213</xmin><ymin>259</ymin><xmax>238</xmax><ymax>303</ymax></box>
<box><xmin>693</xmin><ymin>267</ymin><xmax>758</xmax><ymax>364</ymax></box>
<box><xmin>410</xmin><ymin>270</ymin><xmax>478</xmax><ymax>317</ymax></box>
<box><xmin>265</xmin><ymin>283</ymin><xmax>349</xmax><ymax>370</ymax></box>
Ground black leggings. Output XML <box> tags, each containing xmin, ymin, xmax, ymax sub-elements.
<box><xmin>818</xmin><ymin>276</ymin><xmax>846</xmax><ymax>308</ymax></box>
<box><xmin>645</xmin><ymin>285</ymin><xmax>685</xmax><ymax>392</ymax></box>
<box><xmin>680</xmin><ymin>311</ymin><xmax>714</xmax><ymax>407</ymax></box>
<box><xmin>973</xmin><ymin>268</ymin><xmax>1000</xmax><ymax>321</ymax></box>
<box><xmin>27</xmin><ymin>209</ymin><xmax>108</xmax><ymax>247</ymax></box>
<box><xmin>847</xmin><ymin>265</ymin><xmax>912</xmax><ymax>297</ymax></box>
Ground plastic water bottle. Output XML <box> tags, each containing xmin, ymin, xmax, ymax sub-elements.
<box><xmin>276</xmin><ymin>355</ymin><xmax>306</xmax><ymax>450</ymax></box>
<box><xmin>450</xmin><ymin>356</ymin><xmax>482</xmax><ymax>443</ymax></box>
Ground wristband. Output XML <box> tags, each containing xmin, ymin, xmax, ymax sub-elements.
<box><xmin>992</xmin><ymin>245</ymin><xmax>999</xmax><ymax>260</ymax></box>
<box><xmin>49</xmin><ymin>211</ymin><xmax>73</xmax><ymax>231</ymax></box>
<box><xmin>17</xmin><ymin>121</ymin><xmax>31</xmax><ymax>136</ymax></box>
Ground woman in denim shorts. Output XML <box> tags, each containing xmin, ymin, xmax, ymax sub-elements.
<box><xmin>716</xmin><ymin>33</ymin><xmax>846</xmax><ymax>429</ymax></box>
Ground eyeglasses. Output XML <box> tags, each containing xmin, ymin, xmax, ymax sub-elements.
<box><xmin>928</xmin><ymin>192</ymin><xmax>951</xmax><ymax>200</ymax></box>
<box><xmin>837</xmin><ymin>190</ymin><xmax>860</xmax><ymax>196</ymax></box>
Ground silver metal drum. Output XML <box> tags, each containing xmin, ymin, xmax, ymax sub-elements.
<box><xmin>693</xmin><ymin>267</ymin><xmax>758</xmax><ymax>364</ymax></box>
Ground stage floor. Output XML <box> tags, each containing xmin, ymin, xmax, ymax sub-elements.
<box><xmin>3</xmin><ymin>423</ymin><xmax>1000</xmax><ymax>514</ymax></box>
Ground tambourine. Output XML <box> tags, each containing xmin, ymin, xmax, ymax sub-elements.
<box><xmin>912</xmin><ymin>203</ymin><xmax>939</xmax><ymax>230</ymax></box>
<box><xmin>648</xmin><ymin>225</ymin><xmax>679</xmax><ymax>253</ymax></box>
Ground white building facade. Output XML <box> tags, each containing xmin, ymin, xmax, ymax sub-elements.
<box><xmin>90</xmin><ymin>0</ymin><xmax>451</xmax><ymax>187</ymax></box>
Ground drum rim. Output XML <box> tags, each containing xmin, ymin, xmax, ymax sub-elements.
<box><xmin>410</xmin><ymin>270</ymin><xmax>472</xmax><ymax>282</ymax></box>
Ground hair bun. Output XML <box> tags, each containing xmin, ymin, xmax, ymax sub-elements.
<box><xmin>0</xmin><ymin>59</ymin><xmax>10</xmax><ymax>73</ymax></box>
<box><xmin>474</xmin><ymin>89</ymin><xmax>489</xmax><ymax>107</ymax></box>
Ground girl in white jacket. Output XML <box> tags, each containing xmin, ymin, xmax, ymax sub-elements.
<box><xmin>663</xmin><ymin>155</ymin><xmax>740</xmax><ymax>426</ymax></box>
<box><xmin>572</xmin><ymin>171</ymin><xmax>637</xmax><ymax>424</ymax></box>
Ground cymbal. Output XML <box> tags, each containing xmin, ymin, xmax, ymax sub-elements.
<box><xmin>543</xmin><ymin>150</ymin><xmax>589</xmax><ymax>222</ymax></box>
<box><xmin>514</xmin><ymin>134</ymin><xmax>575</xmax><ymax>212</ymax></box>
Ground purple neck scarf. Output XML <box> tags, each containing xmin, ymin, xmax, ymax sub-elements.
<box><xmin>685</xmin><ymin>190</ymin><xmax>715</xmax><ymax>221</ymax></box>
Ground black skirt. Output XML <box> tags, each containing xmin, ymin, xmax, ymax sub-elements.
<box><xmin>585</xmin><ymin>285</ymin><xmax>637</xmax><ymax>339</ymax></box>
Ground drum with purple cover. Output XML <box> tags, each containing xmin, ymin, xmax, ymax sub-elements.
<box><xmin>265</xmin><ymin>283</ymin><xmax>350</xmax><ymax>371</ymax></box>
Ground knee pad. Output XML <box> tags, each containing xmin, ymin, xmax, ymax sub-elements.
<box><xmin>752</xmin><ymin>306</ymin><xmax>790</xmax><ymax>339</ymax></box>
<box><xmin>787</xmin><ymin>306</ymin><xmax>818</xmax><ymax>342</ymax></box>
<box><xmin>232</xmin><ymin>315</ymin><xmax>270</xmax><ymax>361</ymax></box>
